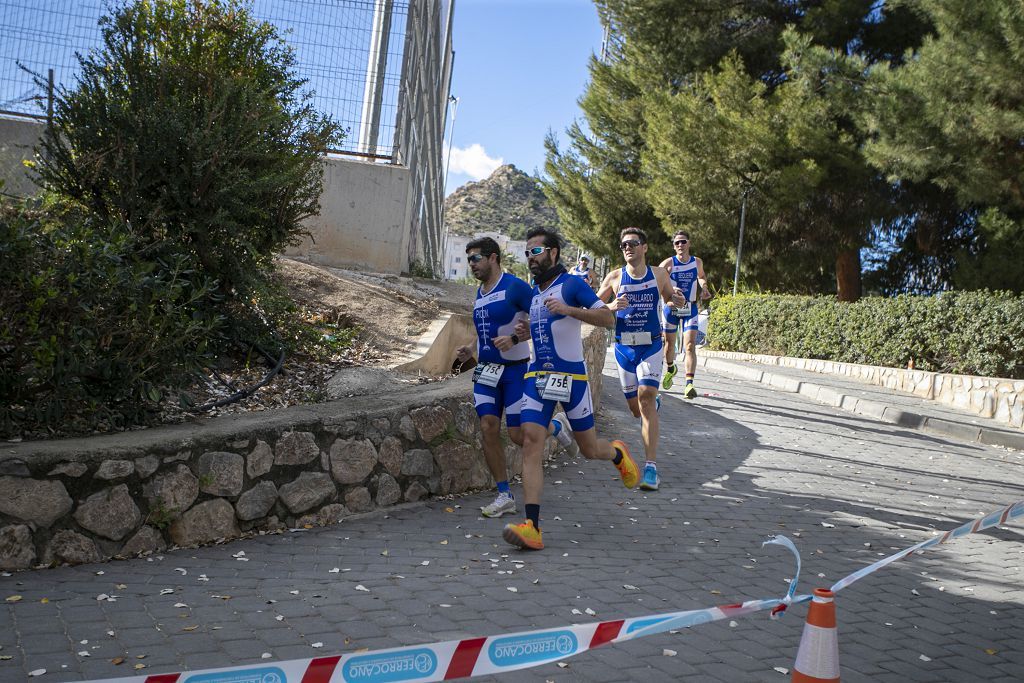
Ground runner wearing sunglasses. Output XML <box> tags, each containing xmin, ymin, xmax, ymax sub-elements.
<box><xmin>659</xmin><ymin>230</ymin><xmax>710</xmax><ymax>399</ymax></box>
<box><xmin>454</xmin><ymin>237</ymin><xmax>577</xmax><ymax>519</ymax></box>
<box><xmin>502</xmin><ymin>227</ymin><xmax>639</xmax><ymax>551</ymax></box>
<box><xmin>597</xmin><ymin>227</ymin><xmax>685</xmax><ymax>491</ymax></box>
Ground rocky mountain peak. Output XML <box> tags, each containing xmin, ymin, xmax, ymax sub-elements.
<box><xmin>443</xmin><ymin>163</ymin><xmax>560</xmax><ymax>240</ymax></box>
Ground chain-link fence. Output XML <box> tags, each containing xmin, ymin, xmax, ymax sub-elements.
<box><xmin>0</xmin><ymin>0</ymin><xmax>409</xmax><ymax>158</ymax></box>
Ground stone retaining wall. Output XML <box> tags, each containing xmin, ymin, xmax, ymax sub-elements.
<box><xmin>0</xmin><ymin>326</ymin><xmax>607</xmax><ymax>570</ymax></box>
<box><xmin>702</xmin><ymin>350</ymin><xmax>1024</xmax><ymax>432</ymax></box>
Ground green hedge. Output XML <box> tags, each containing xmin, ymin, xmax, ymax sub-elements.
<box><xmin>707</xmin><ymin>293</ymin><xmax>1024</xmax><ymax>379</ymax></box>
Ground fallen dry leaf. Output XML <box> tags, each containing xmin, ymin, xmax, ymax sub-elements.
<box><xmin>5</xmin><ymin>595</ymin><xmax>21</xmax><ymax>603</ymax></box>
<box><xmin>182</xmin><ymin>626</ymin><xmax>199</xmax><ymax>632</ymax></box>
<box><xmin>111</xmin><ymin>657</ymin><xmax>125</xmax><ymax>665</ymax></box>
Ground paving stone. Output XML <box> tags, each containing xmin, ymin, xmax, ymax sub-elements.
<box><xmin>2</xmin><ymin>354</ymin><xmax>1022</xmax><ymax>682</ymax></box>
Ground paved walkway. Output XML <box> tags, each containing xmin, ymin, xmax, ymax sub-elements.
<box><xmin>2</xmin><ymin>350</ymin><xmax>1023</xmax><ymax>682</ymax></box>
<box><xmin>700</xmin><ymin>352</ymin><xmax>1024</xmax><ymax>451</ymax></box>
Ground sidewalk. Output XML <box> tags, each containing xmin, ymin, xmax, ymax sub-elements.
<box><xmin>699</xmin><ymin>352</ymin><xmax>1024</xmax><ymax>452</ymax></box>
<box><xmin>0</xmin><ymin>352</ymin><xmax>1022</xmax><ymax>682</ymax></box>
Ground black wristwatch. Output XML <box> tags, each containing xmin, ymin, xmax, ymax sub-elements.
<box><xmin>510</xmin><ymin>333</ymin><xmax>520</xmax><ymax>345</ymax></box>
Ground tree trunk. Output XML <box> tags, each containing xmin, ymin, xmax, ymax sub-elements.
<box><xmin>835</xmin><ymin>248</ymin><xmax>862</xmax><ymax>302</ymax></box>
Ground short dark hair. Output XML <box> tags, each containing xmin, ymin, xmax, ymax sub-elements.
<box><xmin>673</xmin><ymin>230</ymin><xmax>690</xmax><ymax>241</ymax></box>
<box><xmin>579</xmin><ymin>255</ymin><xmax>590</xmax><ymax>262</ymax></box>
<box><xmin>620</xmin><ymin>226</ymin><xmax>647</xmax><ymax>243</ymax></box>
<box><xmin>525</xmin><ymin>227</ymin><xmax>562</xmax><ymax>260</ymax></box>
<box><xmin>466</xmin><ymin>236</ymin><xmax>501</xmax><ymax>263</ymax></box>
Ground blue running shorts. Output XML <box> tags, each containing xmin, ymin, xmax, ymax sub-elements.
<box><xmin>614</xmin><ymin>339</ymin><xmax>664</xmax><ymax>398</ymax></box>
<box><xmin>520</xmin><ymin>373</ymin><xmax>595</xmax><ymax>432</ymax></box>
<box><xmin>473</xmin><ymin>362</ymin><xmax>528</xmax><ymax>428</ymax></box>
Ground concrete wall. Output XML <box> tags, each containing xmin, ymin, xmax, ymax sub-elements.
<box><xmin>0</xmin><ymin>115</ymin><xmax>43</xmax><ymax>196</ymax></box>
<box><xmin>287</xmin><ymin>156</ymin><xmax>412</xmax><ymax>274</ymax></box>
<box><xmin>0</xmin><ymin>116</ymin><xmax>416</xmax><ymax>274</ymax></box>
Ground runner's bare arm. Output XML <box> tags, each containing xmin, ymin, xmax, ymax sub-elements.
<box><xmin>696</xmin><ymin>257</ymin><xmax>711</xmax><ymax>299</ymax></box>
<box><xmin>595</xmin><ymin>270</ymin><xmax>620</xmax><ymax>303</ymax></box>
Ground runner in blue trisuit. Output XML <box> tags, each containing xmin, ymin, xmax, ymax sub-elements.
<box><xmin>454</xmin><ymin>237</ymin><xmax>576</xmax><ymax>520</ymax></box>
<box><xmin>659</xmin><ymin>230</ymin><xmax>711</xmax><ymax>399</ymax></box>
<box><xmin>597</xmin><ymin>227</ymin><xmax>685</xmax><ymax>491</ymax></box>
<box><xmin>502</xmin><ymin>228</ymin><xmax>639</xmax><ymax>551</ymax></box>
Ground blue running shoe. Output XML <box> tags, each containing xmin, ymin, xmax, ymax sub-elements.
<box><xmin>639</xmin><ymin>464</ymin><xmax>660</xmax><ymax>491</ymax></box>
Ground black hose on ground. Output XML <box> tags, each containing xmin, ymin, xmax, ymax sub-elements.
<box><xmin>189</xmin><ymin>344</ymin><xmax>286</xmax><ymax>413</ymax></box>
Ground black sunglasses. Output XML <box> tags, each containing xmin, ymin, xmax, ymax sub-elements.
<box><xmin>673</xmin><ymin>239</ymin><xmax>689</xmax><ymax>245</ymax></box>
<box><xmin>467</xmin><ymin>253</ymin><xmax>487</xmax><ymax>264</ymax></box>
<box><xmin>620</xmin><ymin>239</ymin><xmax>643</xmax><ymax>249</ymax></box>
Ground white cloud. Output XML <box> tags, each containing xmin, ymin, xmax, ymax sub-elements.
<box><xmin>446</xmin><ymin>143</ymin><xmax>503</xmax><ymax>180</ymax></box>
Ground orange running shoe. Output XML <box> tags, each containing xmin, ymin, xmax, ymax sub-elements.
<box><xmin>611</xmin><ymin>440</ymin><xmax>639</xmax><ymax>488</ymax></box>
<box><xmin>503</xmin><ymin>519</ymin><xmax>544</xmax><ymax>550</ymax></box>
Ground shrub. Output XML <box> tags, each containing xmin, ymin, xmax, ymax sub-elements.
<box><xmin>707</xmin><ymin>292</ymin><xmax>1024</xmax><ymax>379</ymax></box>
<box><xmin>0</xmin><ymin>200</ymin><xmax>220</xmax><ymax>436</ymax></box>
<box><xmin>34</xmin><ymin>0</ymin><xmax>341</xmax><ymax>330</ymax></box>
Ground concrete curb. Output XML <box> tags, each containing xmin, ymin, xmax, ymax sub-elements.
<box><xmin>700</xmin><ymin>357</ymin><xmax>1024</xmax><ymax>452</ymax></box>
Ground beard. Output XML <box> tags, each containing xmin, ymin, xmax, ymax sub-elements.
<box><xmin>528</xmin><ymin>254</ymin><xmax>552</xmax><ymax>277</ymax></box>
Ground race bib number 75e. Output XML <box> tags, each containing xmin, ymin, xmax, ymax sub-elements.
<box><xmin>537</xmin><ymin>373</ymin><xmax>573</xmax><ymax>402</ymax></box>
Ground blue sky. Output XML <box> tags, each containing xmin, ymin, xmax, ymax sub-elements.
<box><xmin>444</xmin><ymin>0</ymin><xmax>603</xmax><ymax>194</ymax></box>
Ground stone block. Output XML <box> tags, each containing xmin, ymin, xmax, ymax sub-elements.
<box><xmin>247</xmin><ymin>440</ymin><xmax>274</xmax><ymax>478</ymax></box>
<box><xmin>134</xmin><ymin>455</ymin><xmax>160</xmax><ymax>479</ymax></box>
<box><xmin>375</xmin><ymin>474</ymin><xmax>401</xmax><ymax>507</ymax></box>
<box><xmin>235</xmin><ymin>481</ymin><xmax>278</xmax><ymax>521</ymax></box>
<box><xmin>0</xmin><ymin>476</ymin><xmax>73</xmax><ymax>528</ymax></box>
<box><xmin>378</xmin><ymin>436</ymin><xmax>403</xmax><ymax>478</ymax></box>
<box><xmin>404</xmin><ymin>481</ymin><xmax>429</xmax><ymax>502</ymax></box>
<box><xmin>120</xmin><ymin>525</ymin><xmax>167</xmax><ymax>556</ymax></box>
<box><xmin>279</xmin><ymin>472</ymin><xmax>337</xmax><ymax>514</ymax></box>
<box><xmin>95</xmin><ymin>459</ymin><xmax>134</xmax><ymax>481</ymax></box>
<box><xmin>73</xmin><ymin>484</ymin><xmax>141</xmax><ymax>541</ymax></box>
<box><xmin>47</xmin><ymin>462</ymin><xmax>88</xmax><ymax>478</ymax></box>
<box><xmin>143</xmin><ymin>465</ymin><xmax>199</xmax><ymax>519</ymax></box>
<box><xmin>0</xmin><ymin>524</ymin><xmax>36</xmax><ymax>571</ymax></box>
<box><xmin>433</xmin><ymin>439</ymin><xmax>489</xmax><ymax>494</ymax></box>
<box><xmin>409</xmin><ymin>405</ymin><xmax>453</xmax><ymax>442</ymax></box>
<box><xmin>44</xmin><ymin>530</ymin><xmax>100</xmax><ymax>566</ymax></box>
<box><xmin>401</xmin><ymin>449</ymin><xmax>434</xmax><ymax>477</ymax></box>
<box><xmin>296</xmin><ymin>503</ymin><xmax>348</xmax><ymax>528</ymax></box>
<box><xmin>329</xmin><ymin>438</ymin><xmax>378</xmax><ymax>484</ymax></box>
<box><xmin>197</xmin><ymin>451</ymin><xmax>244</xmax><ymax>497</ymax></box>
<box><xmin>398</xmin><ymin>415</ymin><xmax>417</xmax><ymax>442</ymax></box>
<box><xmin>169</xmin><ymin>499</ymin><xmax>240</xmax><ymax>547</ymax></box>
<box><xmin>274</xmin><ymin>431</ymin><xmax>320</xmax><ymax>466</ymax></box>
<box><xmin>344</xmin><ymin>487</ymin><xmax>373</xmax><ymax>513</ymax></box>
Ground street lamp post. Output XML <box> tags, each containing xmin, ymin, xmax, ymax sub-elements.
<box><xmin>440</xmin><ymin>95</ymin><xmax>459</xmax><ymax>280</ymax></box>
<box><xmin>733</xmin><ymin>188</ymin><xmax>749</xmax><ymax>296</ymax></box>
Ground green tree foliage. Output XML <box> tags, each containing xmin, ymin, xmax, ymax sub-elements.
<box><xmin>864</xmin><ymin>0</ymin><xmax>1024</xmax><ymax>292</ymax></box>
<box><xmin>545</xmin><ymin>1</ymin><xmax>954</xmax><ymax>299</ymax></box>
<box><xmin>35</xmin><ymin>0</ymin><xmax>341</xmax><ymax>316</ymax></box>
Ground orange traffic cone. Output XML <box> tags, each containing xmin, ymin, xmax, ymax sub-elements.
<box><xmin>791</xmin><ymin>588</ymin><xmax>840</xmax><ymax>682</ymax></box>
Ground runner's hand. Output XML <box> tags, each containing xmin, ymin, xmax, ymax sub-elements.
<box><xmin>493</xmin><ymin>335</ymin><xmax>515</xmax><ymax>352</ymax></box>
<box><xmin>544</xmin><ymin>296</ymin><xmax>572</xmax><ymax>316</ymax></box>
<box><xmin>513</xmin><ymin>319</ymin><xmax>529</xmax><ymax>339</ymax></box>
<box><xmin>606</xmin><ymin>294</ymin><xmax>630</xmax><ymax>312</ymax></box>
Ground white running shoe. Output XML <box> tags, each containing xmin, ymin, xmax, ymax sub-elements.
<box><xmin>481</xmin><ymin>492</ymin><xmax>517</xmax><ymax>518</ymax></box>
<box><xmin>551</xmin><ymin>414</ymin><xmax>578</xmax><ymax>456</ymax></box>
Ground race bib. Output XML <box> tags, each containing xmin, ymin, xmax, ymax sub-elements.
<box><xmin>619</xmin><ymin>331</ymin><xmax>652</xmax><ymax>346</ymax></box>
<box><xmin>473</xmin><ymin>362</ymin><xmax>505</xmax><ymax>387</ymax></box>
<box><xmin>537</xmin><ymin>373</ymin><xmax>573</xmax><ymax>402</ymax></box>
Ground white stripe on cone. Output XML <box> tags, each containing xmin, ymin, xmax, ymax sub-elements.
<box><xmin>793</xmin><ymin>623</ymin><xmax>840</xmax><ymax>679</ymax></box>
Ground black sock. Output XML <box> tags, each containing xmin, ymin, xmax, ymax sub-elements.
<box><xmin>525</xmin><ymin>504</ymin><xmax>540</xmax><ymax>530</ymax></box>
<box><xmin>612</xmin><ymin>451</ymin><xmax>623</xmax><ymax>465</ymax></box>
<box><xmin>667</xmin><ymin>362</ymin><xmax>675</xmax><ymax>370</ymax></box>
